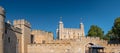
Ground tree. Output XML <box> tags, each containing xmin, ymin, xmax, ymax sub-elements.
<box><xmin>103</xmin><ymin>30</ymin><xmax>113</xmax><ymax>41</ymax></box>
<box><xmin>112</xmin><ymin>17</ymin><xmax>120</xmax><ymax>39</ymax></box>
<box><xmin>104</xmin><ymin>17</ymin><xmax>120</xmax><ymax>43</ymax></box>
<box><xmin>87</xmin><ymin>25</ymin><xmax>104</xmax><ymax>39</ymax></box>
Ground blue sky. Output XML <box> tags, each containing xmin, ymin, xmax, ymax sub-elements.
<box><xmin>0</xmin><ymin>0</ymin><xmax>120</xmax><ymax>38</ymax></box>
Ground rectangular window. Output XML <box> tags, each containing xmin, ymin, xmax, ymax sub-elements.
<box><xmin>5</xmin><ymin>29</ymin><xmax>7</xmax><ymax>34</ymax></box>
<box><xmin>31</xmin><ymin>35</ymin><xmax>34</xmax><ymax>44</ymax></box>
<box><xmin>8</xmin><ymin>37</ymin><xmax>10</xmax><ymax>43</ymax></box>
<box><xmin>42</xmin><ymin>40</ymin><xmax>45</xmax><ymax>44</ymax></box>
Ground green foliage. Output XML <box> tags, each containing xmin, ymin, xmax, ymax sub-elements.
<box><xmin>87</xmin><ymin>17</ymin><xmax>120</xmax><ymax>41</ymax></box>
<box><xmin>112</xmin><ymin>17</ymin><xmax>120</xmax><ymax>39</ymax></box>
<box><xmin>104</xmin><ymin>17</ymin><xmax>120</xmax><ymax>42</ymax></box>
<box><xmin>87</xmin><ymin>25</ymin><xmax>104</xmax><ymax>39</ymax></box>
<box><xmin>103</xmin><ymin>30</ymin><xmax>113</xmax><ymax>41</ymax></box>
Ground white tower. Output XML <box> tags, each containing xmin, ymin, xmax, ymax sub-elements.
<box><xmin>0</xmin><ymin>6</ymin><xmax>5</xmax><ymax>53</ymax></box>
<box><xmin>59</xmin><ymin>17</ymin><xmax>64</xmax><ymax>39</ymax></box>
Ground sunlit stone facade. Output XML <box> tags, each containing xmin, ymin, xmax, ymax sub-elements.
<box><xmin>56</xmin><ymin>18</ymin><xmax>85</xmax><ymax>40</ymax></box>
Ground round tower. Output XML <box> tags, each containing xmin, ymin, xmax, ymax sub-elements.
<box><xmin>0</xmin><ymin>6</ymin><xmax>5</xmax><ymax>53</ymax></box>
<box><xmin>80</xmin><ymin>18</ymin><xmax>85</xmax><ymax>36</ymax></box>
<box><xmin>80</xmin><ymin>22</ymin><xmax>85</xmax><ymax>36</ymax></box>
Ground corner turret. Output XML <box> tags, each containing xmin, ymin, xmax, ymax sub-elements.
<box><xmin>0</xmin><ymin>6</ymin><xmax>5</xmax><ymax>16</ymax></box>
<box><xmin>80</xmin><ymin>19</ymin><xmax>85</xmax><ymax>36</ymax></box>
<box><xmin>13</xmin><ymin>19</ymin><xmax>31</xmax><ymax>53</ymax></box>
<box><xmin>13</xmin><ymin>19</ymin><xmax>31</xmax><ymax>28</ymax></box>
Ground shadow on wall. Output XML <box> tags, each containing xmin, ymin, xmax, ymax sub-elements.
<box><xmin>3</xmin><ymin>23</ymin><xmax>18</xmax><ymax>53</ymax></box>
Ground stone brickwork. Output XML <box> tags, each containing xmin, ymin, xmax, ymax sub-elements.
<box><xmin>4</xmin><ymin>23</ymin><xmax>22</xmax><ymax>53</ymax></box>
<box><xmin>31</xmin><ymin>30</ymin><xmax>53</xmax><ymax>44</ymax></box>
<box><xmin>0</xmin><ymin>6</ymin><xmax>5</xmax><ymax>53</ymax></box>
<box><xmin>28</xmin><ymin>37</ymin><xmax>120</xmax><ymax>53</ymax></box>
<box><xmin>13</xmin><ymin>19</ymin><xmax>31</xmax><ymax>53</ymax></box>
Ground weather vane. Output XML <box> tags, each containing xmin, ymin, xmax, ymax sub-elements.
<box><xmin>60</xmin><ymin>16</ymin><xmax>62</xmax><ymax>21</ymax></box>
<box><xmin>80</xmin><ymin>17</ymin><xmax>82</xmax><ymax>23</ymax></box>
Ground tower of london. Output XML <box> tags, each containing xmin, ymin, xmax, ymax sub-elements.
<box><xmin>0</xmin><ymin>6</ymin><xmax>120</xmax><ymax>53</ymax></box>
<box><xmin>56</xmin><ymin>17</ymin><xmax>84</xmax><ymax>40</ymax></box>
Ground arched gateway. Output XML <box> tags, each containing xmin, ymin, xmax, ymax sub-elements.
<box><xmin>85</xmin><ymin>43</ymin><xmax>104</xmax><ymax>53</ymax></box>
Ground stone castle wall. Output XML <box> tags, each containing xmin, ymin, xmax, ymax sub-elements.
<box><xmin>14</xmin><ymin>19</ymin><xmax>31</xmax><ymax>53</ymax></box>
<box><xmin>31</xmin><ymin>30</ymin><xmax>53</xmax><ymax>44</ymax></box>
<box><xmin>4</xmin><ymin>23</ymin><xmax>22</xmax><ymax>53</ymax></box>
<box><xmin>27</xmin><ymin>36</ymin><xmax>120</xmax><ymax>53</ymax></box>
<box><xmin>4</xmin><ymin>19</ymin><xmax>120</xmax><ymax>53</ymax></box>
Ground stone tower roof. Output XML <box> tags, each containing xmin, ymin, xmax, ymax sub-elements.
<box><xmin>0</xmin><ymin>6</ymin><xmax>5</xmax><ymax>15</ymax></box>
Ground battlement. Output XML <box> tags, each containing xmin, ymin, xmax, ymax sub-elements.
<box><xmin>80</xmin><ymin>36</ymin><xmax>100</xmax><ymax>40</ymax></box>
<box><xmin>32</xmin><ymin>30</ymin><xmax>53</xmax><ymax>35</ymax></box>
<box><xmin>107</xmin><ymin>44</ymin><xmax>120</xmax><ymax>47</ymax></box>
<box><xmin>28</xmin><ymin>42</ymin><xmax>71</xmax><ymax>47</ymax></box>
<box><xmin>64</xmin><ymin>28</ymin><xmax>81</xmax><ymax>31</ymax></box>
<box><xmin>79</xmin><ymin>36</ymin><xmax>108</xmax><ymax>44</ymax></box>
<box><xmin>13</xmin><ymin>19</ymin><xmax>31</xmax><ymax>28</ymax></box>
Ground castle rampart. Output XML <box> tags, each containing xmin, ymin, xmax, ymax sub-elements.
<box><xmin>14</xmin><ymin>19</ymin><xmax>31</xmax><ymax>28</ymax></box>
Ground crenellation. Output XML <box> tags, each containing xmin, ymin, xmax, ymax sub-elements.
<box><xmin>82</xmin><ymin>36</ymin><xmax>101</xmax><ymax>41</ymax></box>
<box><xmin>32</xmin><ymin>30</ymin><xmax>53</xmax><ymax>35</ymax></box>
<box><xmin>13</xmin><ymin>19</ymin><xmax>31</xmax><ymax>28</ymax></box>
<box><xmin>28</xmin><ymin>43</ymin><xmax>71</xmax><ymax>47</ymax></box>
<box><xmin>107</xmin><ymin>44</ymin><xmax>120</xmax><ymax>47</ymax></box>
<box><xmin>64</xmin><ymin>28</ymin><xmax>81</xmax><ymax>31</ymax></box>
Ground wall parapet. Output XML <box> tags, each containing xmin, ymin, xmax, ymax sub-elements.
<box><xmin>107</xmin><ymin>44</ymin><xmax>120</xmax><ymax>47</ymax></box>
<box><xmin>31</xmin><ymin>30</ymin><xmax>53</xmax><ymax>37</ymax></box>
<box><xmin>28</xmin><ymin>43</ymin><xmax>71</xmax><ymax>47</ymax></box>
<box><xmin>14</xmin><ymin>19</ymin><xmax>31</xmax><ymax>28</ymax></box>
<box><xmin>80</xmin><ymin>36</ymin><xmax>100</xmax><ymax>40</ymax></box>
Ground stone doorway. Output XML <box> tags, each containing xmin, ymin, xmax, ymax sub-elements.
<box><xmin>85</xmin><ymin>43</ymin><xmax>94</xmax><ymax>53</ymax></box>
<box><xmin>89</xmin><ymin>45</ymin><xmax>104</xmax><ymax>53</ymax></box>
<box><xmin>85</xmin><ymin>43</ymin><xmax>104</xmax><ymax>53</ymax></box>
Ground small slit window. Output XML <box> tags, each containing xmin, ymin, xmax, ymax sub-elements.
<box><xmin>42</xmin><ymin>40</ymin><xmax>45</xmax><ymax>44</ymax></box>
<box><xmin>5</xmin><ymin>29</ymin><xmax>7</xmax><ymax>34</ymax></box>
<box><xmin>8</xmin><ymin>37</ymin><xmax>10</xmax><ymax>43</ymax></box>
